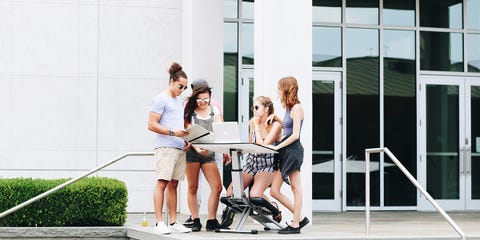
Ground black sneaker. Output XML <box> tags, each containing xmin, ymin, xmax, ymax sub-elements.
<box><xmin>220</xmin><ymin>207</ymin><xmax>235</xmax><ymax>228</ymax></box>
<box><xmin>206</xmin><ymin>219</ymin><xmax>222</xmax><ymax>231</ymax></box>
<box><xmin>183</xmin><ymin>216</ymin><xmax>194</xmax><ymax>228</ymax></box>
<box><xmin>299</xmin><ymin>217</ymin><xmax>310</xmax><ymax>229</ymax></box>
<box><xmin>191</xmin><ymin>218</ymin><xmax>202</xmax><ymax>232</ymax></box>
<box><xmin>278</xmin><ymin>224</ymin><xmax>300</xmax><ymax>234</ymax></box>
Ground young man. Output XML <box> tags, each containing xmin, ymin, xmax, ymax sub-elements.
<box><xmin>148</xmin><ymin>62</ymin><xmax>192</xmax><ymax>235</ymax></box>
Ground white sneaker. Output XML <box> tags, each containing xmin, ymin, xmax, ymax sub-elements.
<box><xmin>169</xmin><ymin>222</ymin><xmax>192</xmax><ymax>233</ymax></box>
<box><xmin>153</xmin><ymin>221</ymin><xmax>171</xmax><ymax>234</ymax></box>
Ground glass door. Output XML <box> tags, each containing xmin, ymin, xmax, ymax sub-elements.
<box><xmin>466</xmin><ymin>79</ymin><xmax>480</xmax><ymax>209</ymax></box>
<box><xmin>419</xmin><ymin>76</ymin><xmax>480</xmax><ymax>211</ymax></box>
<box><xmin>312</xmin><ymin>72</ymin><xmax>342</xmax><ymax>211</ymax></box>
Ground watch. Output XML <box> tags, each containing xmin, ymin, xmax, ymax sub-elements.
<box><xmin>169</xmin><ymin>129</ymin><xmax>174</xmax><ymax>136</ymax></box>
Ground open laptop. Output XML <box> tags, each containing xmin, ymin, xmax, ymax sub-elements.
<box><xmin>211</xmin><ymin>122</ymin><xmax>241</xmax><ymax>143</ymax></box>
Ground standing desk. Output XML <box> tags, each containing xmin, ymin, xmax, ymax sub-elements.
<box><xmin>194</xmin><ymin>143</ymin><xmax>285</xmax><ymax>234</ymax></box>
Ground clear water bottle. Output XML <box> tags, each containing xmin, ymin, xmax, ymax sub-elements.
<box><xmin>141</xmin><ymin>212</ymin><xmax>148</xmax><ymax>227</ymax></box>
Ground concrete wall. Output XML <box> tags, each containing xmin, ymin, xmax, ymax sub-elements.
<box><xmin>0</xmin><ymin>0</ymin><xmax>183</xmax><ymax>213</ymax></box>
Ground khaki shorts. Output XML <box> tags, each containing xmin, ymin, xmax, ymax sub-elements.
<box><xmin>154</xmin><ymin>147</ymin><xmax>186</xmax><ymax>181</ymax></box>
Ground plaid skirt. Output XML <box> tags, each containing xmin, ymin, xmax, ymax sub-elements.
<box><xmin>277</xmin><ymin>139</ymin><xmax>304</xmax><ymax>185</ymax></box>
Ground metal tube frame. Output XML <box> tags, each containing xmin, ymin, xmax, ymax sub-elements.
<box><xmin>365</xmin><ymin>147</ymin><xmax>466</xmax><ymax>240</ymax></box>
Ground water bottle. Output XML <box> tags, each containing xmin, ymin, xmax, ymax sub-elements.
<box><xmin>141</xmin><ymin>212</ymin><xmax>148</xmax><ymax>227</ymax></box>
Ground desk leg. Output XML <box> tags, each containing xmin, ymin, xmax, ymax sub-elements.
<box><xmin>230</xmin><ymin>149</ymin><xmax>245</xmax><ymax>198</ymax></box>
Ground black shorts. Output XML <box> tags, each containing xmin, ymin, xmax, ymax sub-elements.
<box><xmin>186</xmin><ymin>148</ymin><xmax>216</xmax><ymax>164</ymax></box>
<box><xmin>278</xmin><ymin>139</ymin><xmax>304</xmax><ymax>185</ymax></box>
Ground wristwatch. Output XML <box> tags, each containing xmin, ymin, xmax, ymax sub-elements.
<box><xmin>169</xmin><ymin>129</ymin><xmax>174</xmax><ymax>136</ymax></box>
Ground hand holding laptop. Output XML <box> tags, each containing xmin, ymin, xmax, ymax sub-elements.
<box><xmin>183</xmin><ymin>124</ymin><xmax>213</xmax><ymax>143</ymax></box>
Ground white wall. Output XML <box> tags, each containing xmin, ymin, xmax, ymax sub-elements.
<box><xmin>0</xmin><ymin>0</ymin><xmax>183</xmax><ymax>213</ymax></box>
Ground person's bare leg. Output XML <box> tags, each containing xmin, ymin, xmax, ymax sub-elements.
<box><xmin>154</xmin><ymin>179</ymin><xmax>168</xmax><ymax>223</ymax></box>
<box><xmin>270</xmin><ymin>171</ymin><xmax>294</xmax><ymax>213</ymax></box>
<box><xmin>166</xmin><ymin>180</ymin><xmax>178</xmax><ymax>224</ymax></box>
<box><xmin>288</xmin><ymin>170</ymin><xmax>303</xmax><ymax>228</ymax></box>
<box><xmin>186</xmin><ymin>162</ymin><xmax>201</xmax><ymax>219</ymax></box>
<box><xmin>201</xmin><ymin>162</ymin><xmax>222</xmax><ymax>220</ymax></box>
<box><xmin>249</xmin><ymin>171</ymin><xmax>275</xmax><ymax>199</ymax></box>
<box><xmin>226</xmin><ymin>172</ymin><xmax>254</xmax><ymax>197</ymax></box>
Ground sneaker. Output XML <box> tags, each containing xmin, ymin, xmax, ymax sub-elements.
<box><xmin>169</xmin><ymin>222</ymin><xmax>192</xmax><ymax>233</ymax></box>
<box><xmin>153</xmin><ymin>222</ymin><xmax>171</xmax><ymax>235</ymax></box>
<box><xmin>278</xmin><ymin>224</ymin><xmax>300</xmax><ymax>234</ymax></box>
<box><xmin>299</xmin><ymin>217</ymin><xmax>310</xmax><ymax>229</ymax></box>
<box><xmin>220</xmin><ymin>207</ymin><xmax>235</xmax><ymax>228</ymax></box>
<box><xmin>183</xmin><ymin>216</ymin><xmax>194</xmax><ymax>228</ymax></box>
<box><xmin>206</xmin><ymin>219</ymin><xmax>222</xmax><ymax>231</ymax></box>
<box><xmin>191</xmin><ymin>218</ymin><xmax>202</xmax><ymax>232</ymax></box>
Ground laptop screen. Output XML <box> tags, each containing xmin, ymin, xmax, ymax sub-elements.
<box><xmin>211</xmin><ymin>122</ymin><xmax>241</xmax><ymax>143</ymax></box>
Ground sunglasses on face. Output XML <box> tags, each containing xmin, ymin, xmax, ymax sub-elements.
<box><xmin>252</xmin><ymin>105</ymin><xmax>262</xmax><ymax>111</ymax></box>
<box><xmin>196</xmin><ymin>98</ymin><xmax>210</xmax><ymax>103</ymax></box>
<box><xmin>176</xmin><ymin>82</ymin><xmax>188</xmax><ymax>90</ymax></box>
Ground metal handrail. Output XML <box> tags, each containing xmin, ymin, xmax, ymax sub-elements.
<box><xmin>0</xmin><ymin>152</ymin><xmax>153</xmax><ymax>219</ymax></box>
<box><xmin>365</xmin><ymin>147</ymin><xmax>466</xmax><ymax>240</ymax></box>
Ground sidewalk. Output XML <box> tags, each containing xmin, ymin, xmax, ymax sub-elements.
<box><xmin>125</xmin><ymin>211</ymin><xmax>480</xmax><ymax>240</ymax></box>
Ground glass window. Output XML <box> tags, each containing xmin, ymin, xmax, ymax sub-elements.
<box><xmin>346</xmin><ymin>0</ymin><xmax>379</xmax><ymax>25</ymax></box>
<box><xmin>383</xmin><ymin>0</ymin><xmax>415</xmax><ymax>27</ymax></box>
<box><xmin>223</xmin><ymin>22</ymin><xmax>239</xmax><ymax>122</ymax></box>
<box><xmin>313</xmin><ymin>27</ymin><xmax>342</xmax><ymax>67</ymax></box>
<box><xmin>346</xmin><ymin>28</ymin><xmax>379</xmax><ymax>206</ymax></box>
<box><xmin>467</xmin><ymin>0</ymin><xmax>480</xmax><ymax>29</ymax></box>
<box><xmin>312</xmin><ymin>80</ymin><xmax>335</xmax><ymax>199</ymax></box>
<box><xmin>224</xmin><ymin>0</ymin><xmax>238</xmax><ymax>19</ymax></box>
<box><xmin>313</xmin><ymin>0</ymin><xmax>341</xmax><ymax>23</ymax></box>
<box><xmin>242</xmin><ymin>0</ymin><xmax>254</xmax><ymax>19</ymax></box>
<box><xmin>420</xmin><ymin>31</ymin><xmax>463</xmax><ymax>72</ymax></box>
<box><xmin>468</xmin><ymin>34</ymin><xmax>480</xmax><ymax>72</ymax></box>
<box><xmin>241</xmin><ymin>23</ymin><xmax>254</xmax><ymax>65</ymax></box>
<box><xmin>420</xmin><ymin>0</ymin><xmax>463</xmax><ymax>29</ymax></box>
<box><xmin>471</xmin><ymin>86</ymin><xmax>480</xmax><ymax>199</ymax></box>
<box><xmin>383</xmin><ymin>30</ymin><xmax>416</xmax><ymax>206</ymax></box>
<box><xmin>426</xmin><ymin>85</ymin><xmax>460</xmax><ymax>199</ymax></box>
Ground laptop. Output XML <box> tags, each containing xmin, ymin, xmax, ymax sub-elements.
<box><xmin>211</xmin><ymin>122</ymin><xmax>241</xmax><ymax>143</ymax></box>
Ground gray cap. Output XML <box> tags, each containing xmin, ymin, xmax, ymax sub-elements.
<box><xmin>191</xmin><ymin>79</ymin><xmax>212</xmax><ymax>89</ymax></box>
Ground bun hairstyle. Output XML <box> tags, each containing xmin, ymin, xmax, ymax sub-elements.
<box><xmin>168</xmin><ymin>62</ymin><xmax>188</xmax><ymax>82</ymax></box>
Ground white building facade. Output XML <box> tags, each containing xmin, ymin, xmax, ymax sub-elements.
<box><xmin>1</xmin><ymin>0</ymin><xmax>480</xmax><ymax>218</ymax></box>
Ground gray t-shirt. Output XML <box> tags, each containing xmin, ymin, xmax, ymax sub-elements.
<box><xmin>150</xmin><ymin>92</ymin><xmax>185</xmax><ymax>149</ymax></box>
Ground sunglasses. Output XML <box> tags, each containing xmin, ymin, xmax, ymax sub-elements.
<box><xmin>196</xmin><ymin>98</ymin><xmax>210</xmax><ymax>103</ymax></box>
<box><xmin>252</xmin><ymin>105</ymin><xmax>262</xmax><ymax>111</ymax></box>
<box><xmin>176</xmin><ymin>82</ymin><xmax>188</xmax><ymax>90</ymax></box>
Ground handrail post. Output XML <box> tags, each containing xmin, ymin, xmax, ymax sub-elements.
<box><xmin>365</xmin><ymin>149</ymin><xmax>370</xmax><ymax>236</ymax></box>
<box><xmin>0</xmin><ymin>152</ymin><xmax>153</xmax><ymax>220</ymax></box>
<box><xmin>364</xmin><ymin>147</ymin><xmax>467</xmax><ymax>240</ymax></box>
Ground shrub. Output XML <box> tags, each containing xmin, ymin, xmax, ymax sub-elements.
<box><xmin>0</xmin><ymin>177</ymin><xmax>127</xmax><ymax>227</ymax></box>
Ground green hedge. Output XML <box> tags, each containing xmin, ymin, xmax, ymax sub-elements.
<box><xmin>0</xmin><ymin>177</ymin><xmax>128</xmax><ymax>227</ymax></box>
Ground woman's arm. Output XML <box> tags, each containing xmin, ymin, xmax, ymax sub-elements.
<box><xmin>256</xmin><ymin>121</ymin><xmax>282</xmax><ymax>146</ymax></box>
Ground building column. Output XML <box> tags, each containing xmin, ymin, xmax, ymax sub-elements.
<box><xmin>181</xmin><ymin>0</ymin><xmax>224</xmax><ymax>215</ymax></box>
<box><xmin>255</xmin><ymin>0</ymin><xmax>313</xmax><ymax>222</ymax></box>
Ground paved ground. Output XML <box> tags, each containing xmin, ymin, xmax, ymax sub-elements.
<box><xmin>125</xmin><ymin>211</ymin><xmax>480</xmax><ymax>240</ymax></box>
